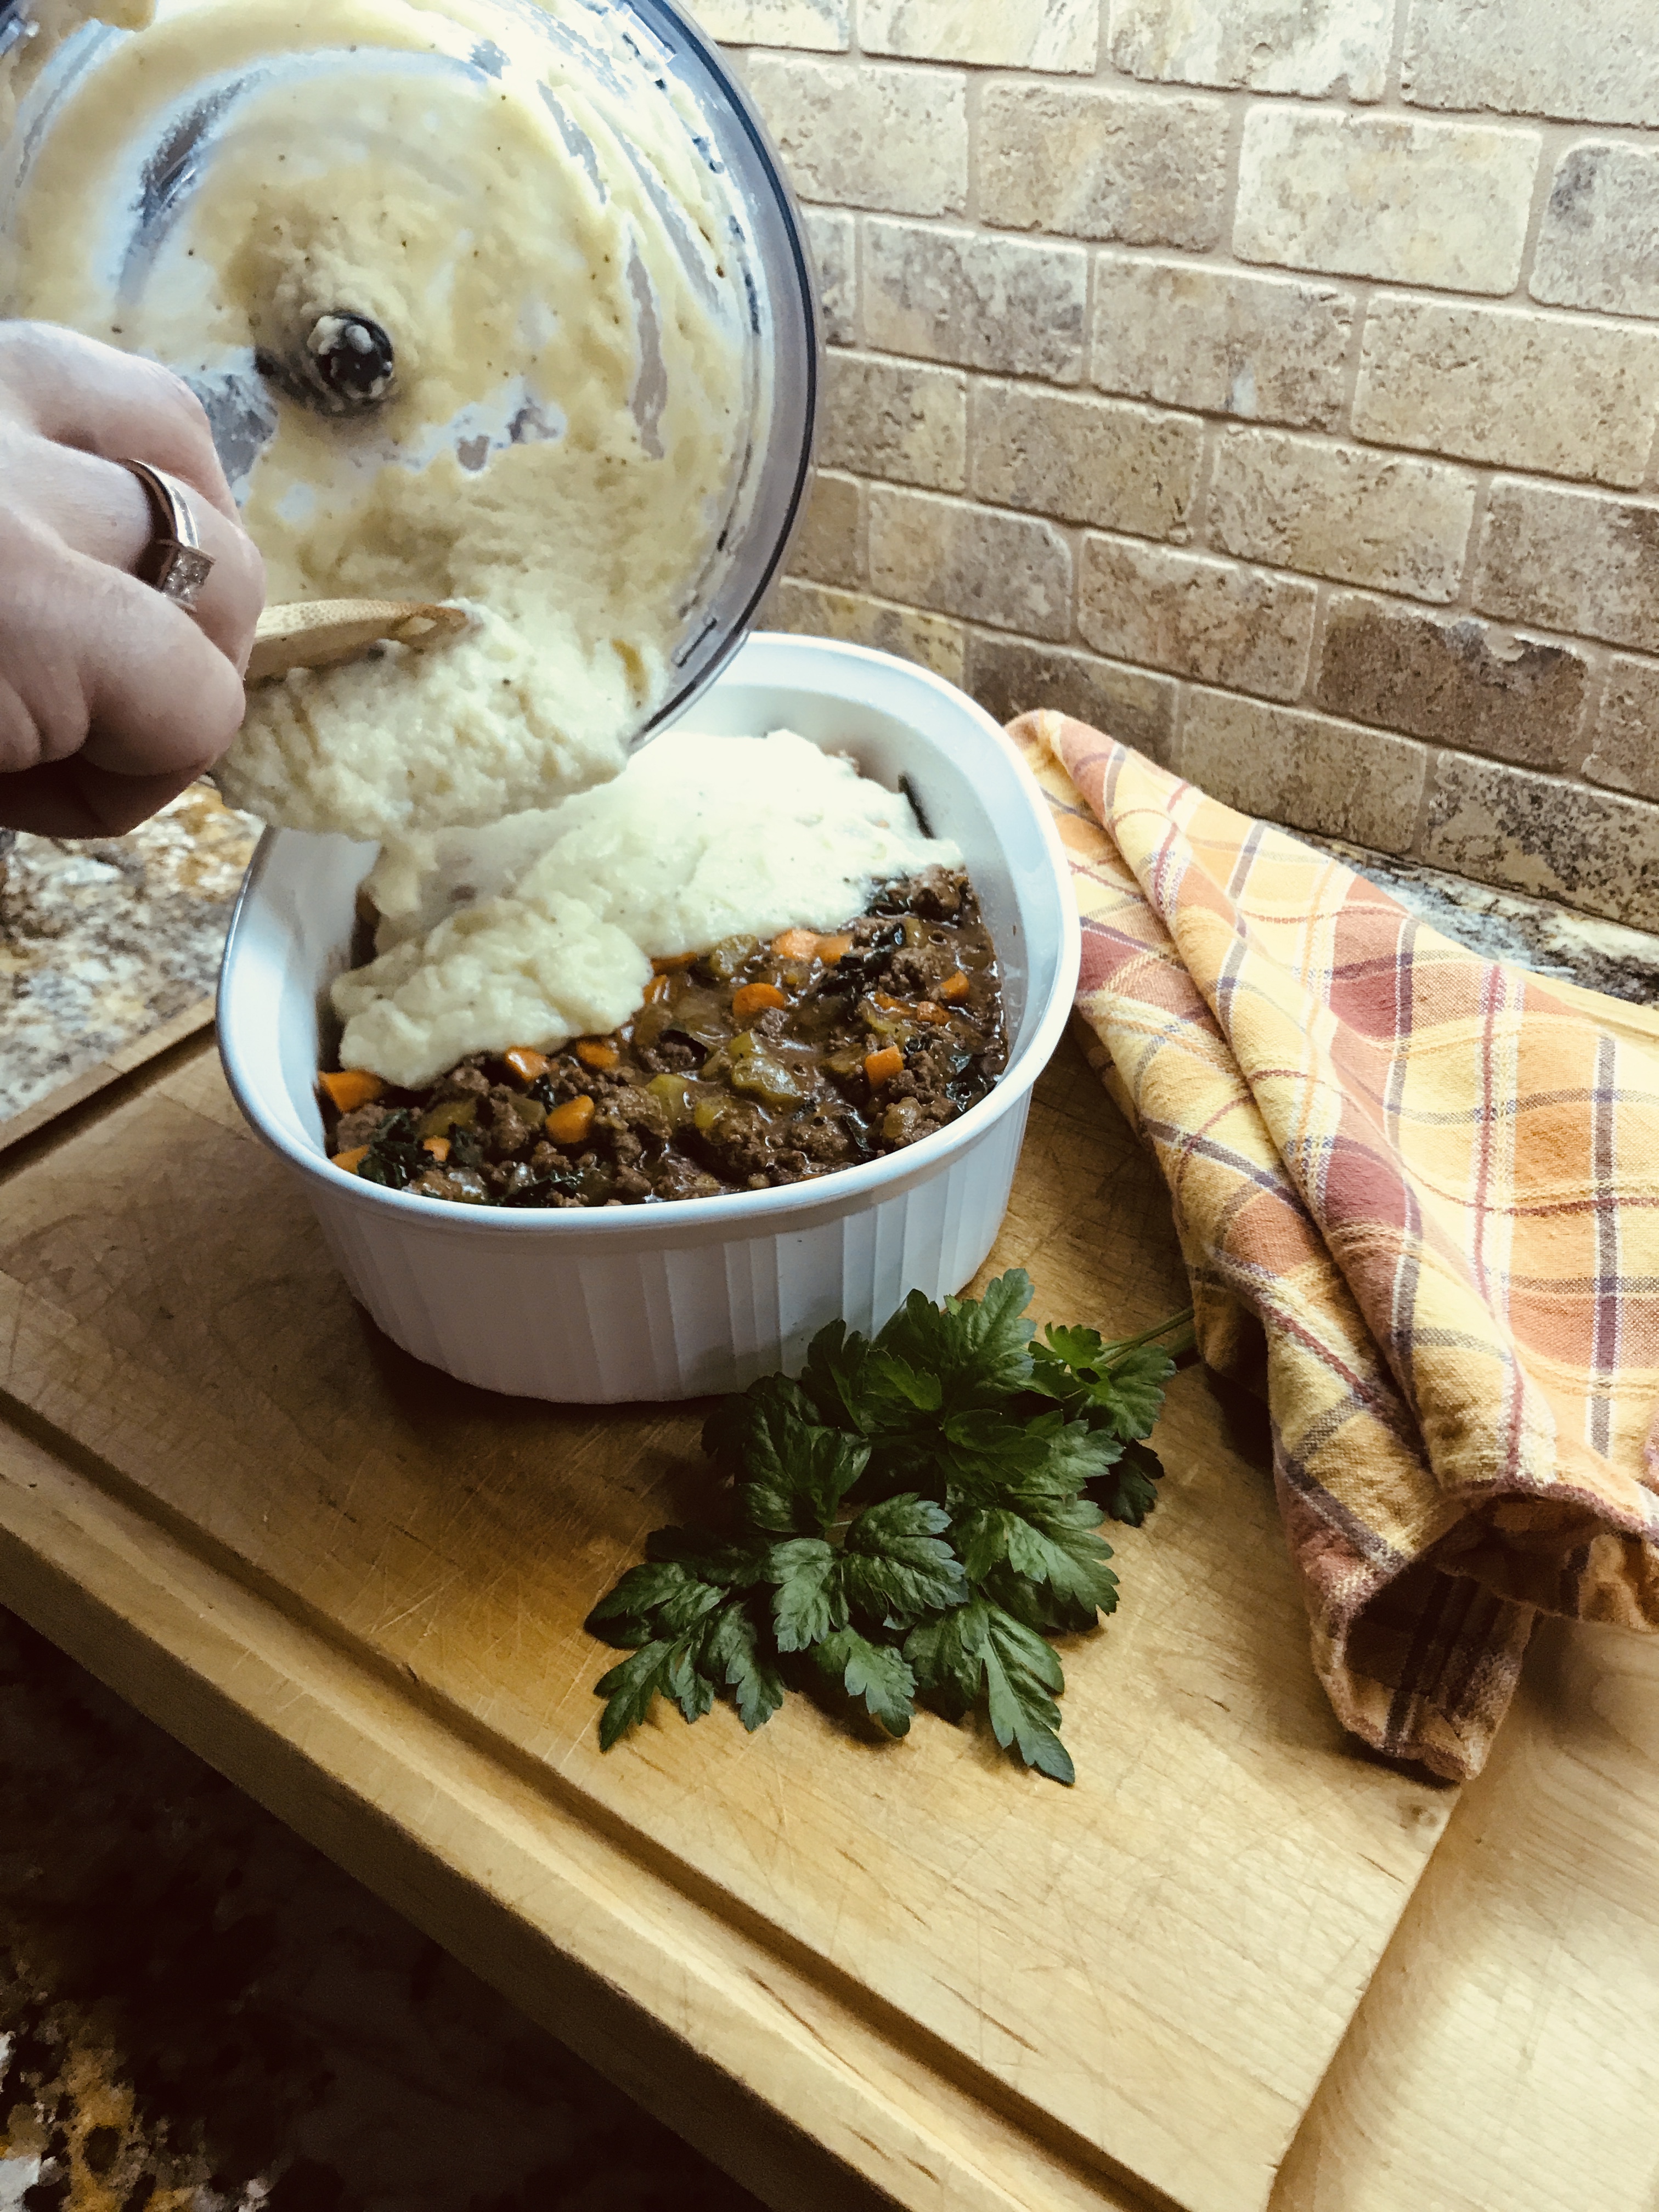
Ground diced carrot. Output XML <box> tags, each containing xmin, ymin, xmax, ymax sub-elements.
<box><xmin>915</xmin><ymin>1001</ymin><xmax>949</xmax><ymax>1025</ymax></box>
<box><xmin>575</xmin><ymin>1039</ymin><xmax>620</xmax><ymax>1070</ymax></box>
<box><xmin>872</xmin><ymin>991</ymin><xmax>907</xmax><ymax>1013</ymax></box>
<box><xmin>645</xmin><ymin>973</ymin><xmax>673</xmax><ymax>1003</ymax></box>
<box><xmin>815</xmin><ymin>933</ymin><xmax>854</xmax><ymax>966</ymax></box>
<box><xmin>864</xmin><ymin>1046</ymin><xmax>905</xmax><ymax>1088</ymax></box>
<box><xmin>652</xmin><ymin>951</ymin><xmax>697</xmax><ymax>972</ymax></box>
<box><xmin>732</xmin><ymin>981</ymin><xmax>788</xmax><ymax>1022</ymax></box>
<box><xmin>938</xmin><ymin>969</ymin><xmax>971</xmax><ymax>1003</ymax></box>
<box><xmin>320</xmin><ymin>1069</ymin><xmax>384</xmax><ymax>1114</ymax></box>
<box><xmin>422</xmin><ymin>1137</ymin><xmax>451</xmax><ymax>1163</ymax></box>
<box><xmin>772</xmin><ymin>927</ymin><xmax>819</xmax><ymax>961</ymax></box>
<box><xmin>504</xmin><ymin>1045</ymin><xmax>551</xmax><ymax>1085</ymax></box>
<box><xmin>545</xmin><ymin>1094</ymin><xmax>596</xmax><ymax>1146</ymax></box>
<box><xmin>330</xmin><ymin>1144</ymin><xmax>371</xmax><ymax>1174</ymax></box>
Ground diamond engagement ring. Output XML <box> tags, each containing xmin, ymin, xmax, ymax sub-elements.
<box><xmin>119</xmin><ymin>458</ymin><xmax>216</xmax><ymax>611</ymax></box>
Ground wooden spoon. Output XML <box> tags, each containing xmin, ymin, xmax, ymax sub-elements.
<box><xmin>247</xmin><ymin>597</ymin><xmax>468</xmax><ymax>684</ymax></box>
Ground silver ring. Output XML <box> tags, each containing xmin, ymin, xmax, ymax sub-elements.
<box><xmin>119</xmin><ymin>458</ymin><xmax>216</xmax><ymax>612</ymax></box>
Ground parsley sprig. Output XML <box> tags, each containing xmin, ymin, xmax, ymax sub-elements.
<box><xmin>587</xmin><ymin>1273</ymin><xmax>1193</xmax><ymax>1784</ymax></box>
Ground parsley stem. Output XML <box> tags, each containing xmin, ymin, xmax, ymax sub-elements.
<box><xmin>1096</xmin><ymin>1306</ymin><xmax>1196</xmax><ymax>1361</ymax></box>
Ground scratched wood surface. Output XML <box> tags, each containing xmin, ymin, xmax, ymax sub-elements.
<box><xmin>0</xmin><ymin>1030</ymin><xmax>1457</xmax><ymax>2212</ymax></box>
<box><xmin>1270</xmin><ymin>972</ymin><xmax>1659</xmax><ymax>2209</ymax></box>
<box><xmin>1273</xmin><ymin>1612</ymin><xmax>1659</xmax><ymax>2212</ymax></box>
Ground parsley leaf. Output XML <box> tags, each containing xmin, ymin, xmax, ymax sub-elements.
<box><xmin>589</xmin><ymin>1273</ymin><xmax>1188</xmax><ymax>1782</ymax></box>
<box><xmin>866</xmin><ymin>1354</ymin><xmax>945</xmax><ymax>1417</ymax></box>
<box><xmin>982</xmin><ymin>1610</ymin><xmax>1074</xmax><ymax>1787</ymax></box>
<box><xmin>906</xmin><ymin>1599</ymin><xmax>1073</xmax><ymax>1784</ymax></box>
<box><xmin>1028</xmin><ymin>1313</ymin><xmax>1193</xmax><ymax>1444</ymax></box>
<box><xmin>875</xmin><ymin>1270</ymin><xmax>1036</xmax><ymax>1409</ymax></box>
<box><xmin>797</xmin><ymin>1321</ymin><xmax>876</xmax><ymax>1432</ymax></box>
<box><xmin>703</xmin><ymin>1601</ymin><xmax>786</xmax><ymax>1733</ymax></box>
<box><xmin>840</xmin><ymin>1494</ymin><xmax>968</xmax><ymax>1626</ymax></box>
<box><xmin>1084</xmin><ymin>1345</ymin><xmax>1177</xmax><ymax>1442</ymax></box>
<box><xmin>709</xmin><ymin>1379</ymin><xmax>870</xmax><ymax>1534</ymax></box>
<box><xmin>1038</xmin><ymin>1324</ymin><xmax>1105</xmax><ymax>1370</ymax></box>
<box><xmin>769</xmin><ymin>1537</ymin><xmax>845</xmax><ymax>1652</ymax></box>
<box><xmin>1096</xmin><ymin>1437</ymin><xmax>1166</xmax><ymax>1527</ymax></box>
<box><xmin>815</xmin><ymin>1628</ymin><xmax>916</xmax><ymax>1736</ymax></box>
<box><xmin>595</xmin><ymin>1641</ymin><xmax>678</xmax><ymax>1752</ymax></box>
<box><xmin>956</xmin><ymin>1492</ymin><xmax>1119</xmax><ymax>1623</ymax></box>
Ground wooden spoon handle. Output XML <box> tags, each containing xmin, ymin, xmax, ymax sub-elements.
<box><xmin>247</xmin><ymin>597</ymin><xmax>467</xmax><ymax>683</ymax></box>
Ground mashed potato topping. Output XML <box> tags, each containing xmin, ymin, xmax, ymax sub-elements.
<box><xmin>331</xmin><ymin>730</ymin><xmax>962</xmax><ymax>1087</ymax></box>
<box><xmin>4</xmin><ymin>0</ymin><xmax>956</xmax><ymax>1098</ymax></box>
<box><xmin>0</xmin><ymin>0</ymin><xmax>154</xmax><ymax>140</ymax></box>
<box><xmin>3</xmin><ymin>0</ymin><xmax>755</xmax><ymax>840</ymax></box>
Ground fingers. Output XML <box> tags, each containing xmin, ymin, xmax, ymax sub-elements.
<box><xmin>1</xmin><ymin>529</ymin><xmax>248</xmax><ymax>782</ymax></box>
<box><xmin>0</xmin><ymin>760</ymin><xmax>205</xmax><ymax>838</ymax></box>
<box><xmin>14</xmin><ymin>435</ymin><xmax>266</xmax><ymax>673</ymax></box>
<box><xmin>0</xmin><ymin>321</ymin><xmax>239</xmax><ymax>523</ymax></box>
<box><xmin>78</xmin><ymin>566</ymin><xmax>250</xmax><ymax>778</ymax></box>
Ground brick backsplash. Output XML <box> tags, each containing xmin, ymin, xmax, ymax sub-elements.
<box><xmin>695</xmin><ymin>0</ymin><xmax>1659</xmax><ymax>930</ymax></box>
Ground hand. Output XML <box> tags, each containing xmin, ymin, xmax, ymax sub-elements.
<box><xmin>0</xmin><ymin>321</ymin><xmax>266</xmax><ymax>837</ymax></box>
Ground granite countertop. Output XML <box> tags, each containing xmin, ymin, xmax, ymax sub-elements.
<box><xmin>0</xmin><ymin>783</ymin><xmax>258</xmax><ymax>1130</ymax></box>
<box><xmin>0</xmin><ymin>1607</ymin><xmax>761</xmax><ymax>2212</ymax></box>
<box><xmin>1</xmin><ymin>795</ymin><xmax>1657</xmax><ymax>2210</ymax></box>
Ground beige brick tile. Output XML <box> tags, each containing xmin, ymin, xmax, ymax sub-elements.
<box><xmin>1353</xmin><ymin>295</ymin><xmax>1659</xmax><ymax>489</ymax></box>
<box><xmin>1092</xmin><ymin>255</ymin><xmax>1353</xmax><ymax>430</ymax></box>
<box><xmin>1077</xmin><ymin>537</ymin><xmax>1316</xmax><ymax>698</ymax></box>
<box><xmin>971</xmin><ymin>383</ymin><xmax>1201</xmax><ymax>538</ymax></box>
<box><xmin>742</xmin><ymin>55</ymin><xmax>965</xmax><ymax>217</ymax></box>
<box><xmin>981</xmin><ymin>82</ymin><xmax>1229</xmax><ymax>251</ymax></box>
<box><xmin>1584</xmin><ymin>656</ymin><xmax>1659</xmax><ymax>804</ymax></box>
<box><xmin>864</xmin><ymin>220</ymin><xmax>1088</xmax><ymax>383</ymax></box>
<box><xmin>1111</xmin><ymin>0</ymin><xmax>1391</xmax><ymax>101</ymax></box>
<box><xmin>1532</xmin><ymin>145</ymin><xmax>1659</xmax><ymax>323</ymax></box>
<box><xmin>1420</xmin><ymin>753</ymin><xmax>1659</xmax><ymax>928</ymax></box>
<box><xmin>967</xmin><ymin>634</ymin><xmax>1178</xmax><ymax>761</ymax></box>
<box><xmin>1181</xmin><ymin>691</ymin><xmax>1427</xmax><ymax>854</ymax></box>
<box><xmin>820</xmin><ymin>351</ymin><xmax>966</xmax><ymax>493</ymax></box>
<box><xmin>1314</xmin><ymin>593</ymin><xmax>1590</xmax><ymax>771</ymax></box>
<box><xmin>1475</xmin><ymin>480</ymin><xmax>1659</xmax><ymax>653</ymax></box>
<box><xmin>869</xmin><ymin>486</ymin><xmax>1073</xmax><ymax>639</ymax></box>
<box><xmin>690</xmin><ymin>0</ymin><xmax>849</xmax><ymax>47</ymax></box>
<box><xmin>789</xmin><ymin>469</ymin><xmax>865</xmax><ymax>588</ymax></box>
<box><xmin>1402</xmin><ymin>0</ymin><xmax>1659</xmax><ymax>128</ymax></box>
<box><xmin>763</xmin><ymin>577</ymin><xmax>967</xmax><ymax>684</ymax></box>
<box><xmin>1234</xmin><ymin>110</ymin><xmax>1540</xmax><ymax>294</ymax></box>
<box><xmin>1209</xmin><ymin>430</ymin><xmax>1477</xmax><ymax>604</ymax></box>
<box><xmin>861</xmin><ymin>0</ymin><xmax>1097</xmax><ymax>71</ymax></box>
<box><xmin>803</xmin><ymin>208</ymin><xmax>856</xmax><ymax>346</ymax></box>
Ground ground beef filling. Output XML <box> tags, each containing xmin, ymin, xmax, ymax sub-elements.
<box><xmin>319</xmin><ymin>868</ymin><xmax>1007</xmax><ymax>1209</ymax></box>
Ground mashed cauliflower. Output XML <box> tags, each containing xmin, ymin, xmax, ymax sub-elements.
<box><xmin>0</xmin><ymin>0</ymin><xmax>154</xmax><ymax>140</ymax></box>
<box><xmin>332</xmin><ymin>730</ymin><xmax>962</xmax><ymax>1087</ymax></box>
<box><xmin>3</xmin><ymin>0</ymin><xmax>755</xmax><ymax>840</ymax></box>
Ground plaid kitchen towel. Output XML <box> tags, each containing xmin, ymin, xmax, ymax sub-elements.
<box><xmin>1011</xmin><ymin>710</ymin><xmax>1659</xmax><ymax>1780</ymax></box>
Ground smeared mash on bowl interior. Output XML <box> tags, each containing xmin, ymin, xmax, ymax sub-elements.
<box><xmin>332</xmin><ymin>730</ymin><xmax>962</xmax><ymax>1088</ymax></box>
<box><xmin>0</xmin><ymin>0</ymin><xmax>154</xmax><ymax>138</ymax></box>
<box><xmin>2</xmin><ymin>0</ymin><xmax>754</xmax><ymax>842</ymax></box>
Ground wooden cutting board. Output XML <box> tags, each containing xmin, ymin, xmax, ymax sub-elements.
<box><xmin>0</xmin><ymin>1029</ymin><xmax>1458</xmax><ymax>2212</ymax></box>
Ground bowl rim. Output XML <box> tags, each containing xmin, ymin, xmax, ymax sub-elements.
<box><xmin>217</xmin><ymin>637</ymin><xmax>1081</xmax><ymax>1240</ymax></box>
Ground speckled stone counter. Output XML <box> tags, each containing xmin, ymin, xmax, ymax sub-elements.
<box><xmin>1</xmin><ymin>793</ymin><xmax>1656</xmax><ymax>2212</ymax></box>
<box><xmin>0</xmin><ymin>783</ymin><xmax>258</xmax><ymax>1131</ymax></box>
<box><xmin>0</xmin><ymin>1608</ymin><xmax>761</xmax><ymax>2212</ymax></box>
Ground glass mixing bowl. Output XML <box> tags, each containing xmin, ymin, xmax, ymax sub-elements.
<box><xmin>0</xmin><ymin>0</ymin><xmax>820</xmax><ymax>744</ymax></box>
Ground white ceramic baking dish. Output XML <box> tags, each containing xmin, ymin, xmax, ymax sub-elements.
<box><xmin>217</xmin><ymin>634</ymin><xmax>1080</xmax><ymax>1402</ymax></box>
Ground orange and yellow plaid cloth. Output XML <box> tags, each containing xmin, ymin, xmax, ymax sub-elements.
<box><xmin>1014</xmin><ymin>712</ymin><xmax>1659</xmax><ymax>1780</ymax></box>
